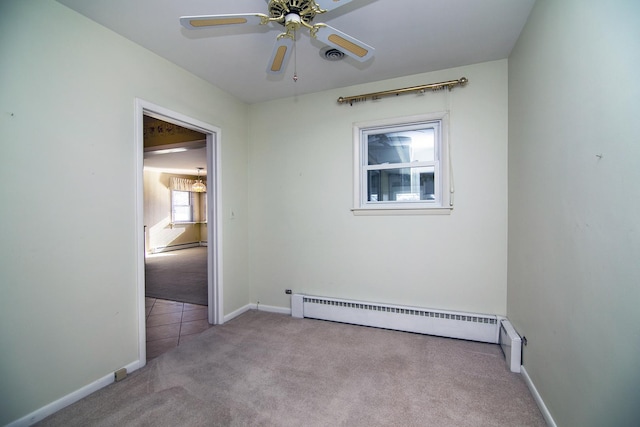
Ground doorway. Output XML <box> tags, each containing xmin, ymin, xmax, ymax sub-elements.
<box><xmin>135</xmin><ymin>99</ymin><xmax>222</xmax><ymax>365</ymax></box>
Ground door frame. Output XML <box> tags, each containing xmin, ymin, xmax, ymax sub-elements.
<box><xmin>134</xmin><ymin>98</ymin><xmax>223</xmax><ymax>364</ymax></box>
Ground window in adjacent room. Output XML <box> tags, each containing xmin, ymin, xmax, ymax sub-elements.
<box><xmin>171</xmin><ymin>190</ymin><xmax>194</xmax><ymax>223</ymax></box>
<box><xmin>353</xmin><ymin>112</ymin><xmax>451</xmax><ymax>214</ymax></box>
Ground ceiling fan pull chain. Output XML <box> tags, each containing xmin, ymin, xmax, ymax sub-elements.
<box><xmin>293</xmin><ymin>27</ymin><xmax>299</xmax><ymax>82</ymax></box>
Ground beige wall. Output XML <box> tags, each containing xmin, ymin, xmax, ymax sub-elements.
<box><xmin>8</xmin><ymin>0</ymin><xmax>638</xmax><ymax>425</ymax></box>
<box><xmin>508</xmin><ymin>0</ymin><xmax>640</xmax><ymax>425</ymax></box>
<box><xmin>248</xmin><ymin>60</ymin><xmax>509</xmax><ymax>315</ymax></box>
<box><xmin>143</xmin><ymin>171</ymin><xmax>207</xmax><ymax>251</ymax></box>
<box><xmin>0</xmin><ymin>1</ymin><xmax>249</xmax><ymax>424</ymax></box>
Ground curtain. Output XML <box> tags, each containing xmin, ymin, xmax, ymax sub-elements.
<box><xmin>170</xmin><ymin>177</ymin><xmax>196</xmax><ymax>192</ymax></box>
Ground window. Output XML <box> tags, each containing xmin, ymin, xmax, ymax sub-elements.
<box><xmin>172</xmin><ymin>190</ymin><xmax>193</xmax><ymax>223</ymax></box>
<box><xmin>353</xmin><ymin>113</ymin><xmax>451</xmax><ymax>213</ymax></box>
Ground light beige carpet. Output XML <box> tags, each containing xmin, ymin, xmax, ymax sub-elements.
<box><xmin>38</xmin><ymin>310</ymin><xmax>546</xmax><ymax>426</ymax></box>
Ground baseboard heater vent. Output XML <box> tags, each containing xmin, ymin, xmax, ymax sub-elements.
<box><xmin>499</xmin><ymin>319</ymin><xmax>522</xmax><ymax>372</ymax></box>
<box><xmin>291</xmin><ymin>294</ymin><xmax>499</xmax><ymax>344</ymax></box>
<box><xmin>151</xmin><ymin>242</ymin><xmax>203</xmax><ymax>253</ymax></box>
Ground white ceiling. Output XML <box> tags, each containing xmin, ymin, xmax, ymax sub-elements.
<box><xmin>144</xmin><ymin>147</ymin><xmax>208</xmax><ymax>176</ymax></box>
<box><xmin>56</xmin><ymin>0</ymin><xmax>535</xmax><ymax>105</ymax></box>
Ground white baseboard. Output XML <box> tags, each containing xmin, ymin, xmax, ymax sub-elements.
<box><xmin>7</xmin><ymin>359</ymin><xmax>143</xmax><ymax>427</ymax></box>
<box><xmin>223</xmin><ymin>303</ymin><xmax>253</xmax><ymax>323</ymax></box>
<box><xmin>254</xmin><ymin>302</ymin><xmax>291</xmax><ymax>315</ymax></box>
<box><xmin>151</xmin><ymin>242</ymin><xmax>201</xmax><ymax>253</ymax></box>
<box><xmin>521</xmin><ymin>365</ymin><xmax>557</xmax><ymax>427</ymax></box>
<box><xmin>222</xmin><ymin>303</ymin><xmax>291</xmax><ymax>323</ymax></box>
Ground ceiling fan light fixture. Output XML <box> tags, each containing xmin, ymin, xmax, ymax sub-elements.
<box><xmin>269</xmin><ymin>0</ymin><xmax>318</xmax><ymax>24</ymax></box>
<box><xmin>284</xmin><ymin>13</ymin><xmax>302</xmax><ymax>28</ymax></box>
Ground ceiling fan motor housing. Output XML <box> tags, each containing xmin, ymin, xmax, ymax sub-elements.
<box><xmin>268</xmin><ymin>0</ymin><xmax>320</xmax><ymax>25</ymax></box>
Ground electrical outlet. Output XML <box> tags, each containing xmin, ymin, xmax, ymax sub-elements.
<box><xmin>285</xmin><ymin>289</ymin><xmax>292</xmax><ymax>294</ymax></box>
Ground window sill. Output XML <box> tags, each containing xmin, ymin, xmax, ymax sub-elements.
<box><xmin>351</xmin><ymin>207</ymin><xmax>452</xmax><ymax>216</ymax></box>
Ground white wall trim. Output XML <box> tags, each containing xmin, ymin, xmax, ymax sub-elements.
<box><xmin>521</xmin><ymin>365</ymin><xmax>557</xmax><ymax>427</ymax></box>
<box><xmin>223</xmin><ymin>304</ymin><xmax>253</xmax><ymax>323</ymax></box>
<box><xmin>134</xmin><ymin>99</ymin><xmax>148</xmax><ymax>364</ymax></box>
<box><xmin>254</xmin><ymin>303</ymin><xmax>292</xmax><ymax>315</ymax></box>
<box><xmin>6</xmin><ymin>360</ymin><xmax>142</xmax><ymax>427</ymax></box>
<box><xmin>151</xmin><ymin>242</ymin><xmax>201</xmax><ymax>253</ymax></box>
<box><xmin>223</xmin><ymin>303</ymin><xmax>291</xmax><ymax>323</ymax></box>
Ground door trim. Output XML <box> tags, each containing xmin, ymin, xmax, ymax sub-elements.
<box><xmin>134</xmin><ymin>99</ymin><xmax>223</xmax><ymax>365</ymax></box>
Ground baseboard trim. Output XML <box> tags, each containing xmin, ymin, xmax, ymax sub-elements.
<box><xmin>223</xmin><ymin>303</ymin><xmax>291</xmax><ymax>324</ymax></box>
<box><xmin>151</xmin><ymin>242</ymin><xmax>201</xmax><ymax>253</ymax></box>
<box><xmin>223</xmin><ymin>304</ymin><xmax>253</xmax><ymax>323</ymax></box>
<box><xmin>521</xmin><ymin>365</ymin><xmax>557</xmax><ymax>427</ymax></box>
<box><xmin>7</xmin><ymin>360</ymin><xmax>143</xmax><ymax>427</ymax></box>
<box><xmin>254</xmin><ymin>302</ymin><xmax>291</xmax><ymax>315</ymax></box>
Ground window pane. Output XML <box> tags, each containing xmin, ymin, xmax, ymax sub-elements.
<box><xmin>173</xmin><ymin>206</ymin><xmax>192</xmax><ymax>222</ymax></box>
<box><xmin>173</xmin><ymin>191</ymin><xmax>190</xmax><ymax>206</ymax></box>
<box><xmin>172</xmin><ymin>190</ymin><xmax>193</xmax><ymax>222</ymax></box>
<box><xmin>367</xmin><ymin>167</ymin><xmax>435</xmax><ymax>202</ymax></box>
<box><xmin>367</xmin><ymin>128</ymin><xmax>435</xmax><ymax>165</ymax></box>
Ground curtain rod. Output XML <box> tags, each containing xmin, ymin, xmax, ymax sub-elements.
<box><xmin>337</xmin><ymin>77</ymin><xmax>468</xmax><ymax>106</ymax></box>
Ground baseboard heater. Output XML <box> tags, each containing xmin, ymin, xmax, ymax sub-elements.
<box><xmin>291</xmin><ymin>294</ymin><xmax>499</xmax><ymax>344</ymax></box>
<box><xmin>499</xmin><ymin>319</ymin><xmax>522</xmax><ymax>373</ymax></box>
<box><xmin>151</xmin><ymin>242</ymin><xmax>204</xmax><ymax>253</ymax></box>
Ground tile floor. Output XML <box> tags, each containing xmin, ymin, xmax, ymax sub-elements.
<box><xmin>145</xmin><ymin>297</ymin><xmax>213</xmax><ymax>360</ymax></box>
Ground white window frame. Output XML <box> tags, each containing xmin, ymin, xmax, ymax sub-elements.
<box><xmin>352</xmin><ymin>112</ymin><xmax>452</xmax><ymax>215</ymax></box>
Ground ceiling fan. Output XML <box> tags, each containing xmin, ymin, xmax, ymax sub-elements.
<box><xmin>180</xmin><ymin>0</ymin><xmax>375</xmax><ymax>75</ymax></box>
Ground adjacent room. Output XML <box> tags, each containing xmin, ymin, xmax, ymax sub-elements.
<box><xmin>143</xmin><ymin>115</ymin><xmax>212</xmax><ymax>359</ymax></box>
<box><xmin>1</xmin><ymin>1</ymin><xmax>638</xmax><ymax>426</ymax></box>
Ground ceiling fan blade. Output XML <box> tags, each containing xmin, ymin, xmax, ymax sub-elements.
<box><xmin>266</xmin><ymin>35</ymin><xmax>294</xmax><ymax>74</ymax></box>
<box><xmin>180</xmin><ymin>14</ymin><xmax>268</xmax><ymax>30</ymax></box>
<box><xmin>313</xmin><ymin>24</ymin><xmax>374</xmax><ymax>62</ymax></box>
<box><xmin>314</xmin><ymin>0</ymin><xmax>354</xmax><ymax>12</ymax></box>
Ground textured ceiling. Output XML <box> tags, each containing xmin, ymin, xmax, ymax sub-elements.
<box><xmin>56</xmin><ymin>0</ymin><xmax>535</xmax><ymax>104</ymax></box>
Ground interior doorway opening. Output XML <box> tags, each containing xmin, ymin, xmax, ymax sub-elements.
<box><xmin>143</xmin><ymin>116</ymin><xmax>210</xmax><ymax>360</ymax></box>
<box><xmin>135</xmin><ymin>99</ymin><xmax>222</xmax><ymax>365</ymax></box>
